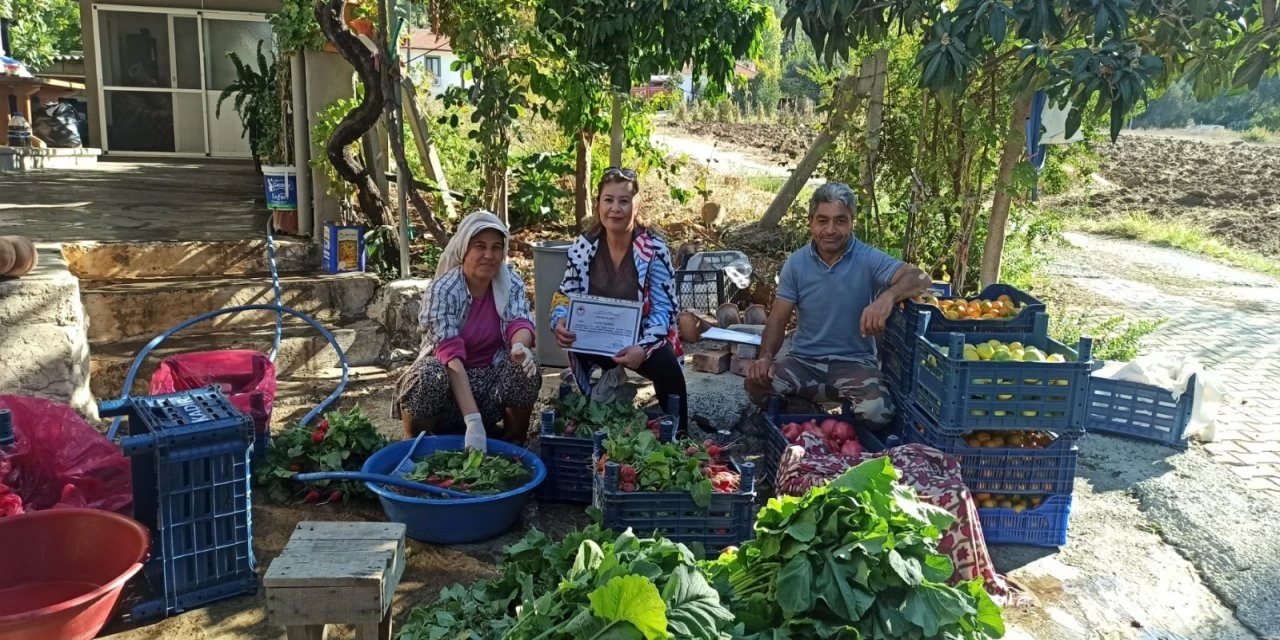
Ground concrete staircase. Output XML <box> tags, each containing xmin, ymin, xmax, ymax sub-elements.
<box><xmin>69</xmin><ymin>237</ymin><xmax>390</xmax><ymax>404</ymax></box>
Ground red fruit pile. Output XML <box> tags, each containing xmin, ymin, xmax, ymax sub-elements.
<box><xmin>780</xmin><ymin>418</ymin><xmax>863</xmax><ymax>457</ymax></box>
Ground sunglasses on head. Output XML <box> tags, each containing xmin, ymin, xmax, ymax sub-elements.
<box><xmin>602</xmin><ymin>167</ymin><xmax>638</xmax><ymax>181</ymax></box>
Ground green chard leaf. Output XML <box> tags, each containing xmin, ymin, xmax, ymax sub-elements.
<box><xmin>775</xmin><ymin>555</ymin><xmax>815</xmax><ymax>617</ymax></box>
<box><xmin>588</xmin><ymin>575</ymin><xmax>669</xmax><ymax>640</ymax></box>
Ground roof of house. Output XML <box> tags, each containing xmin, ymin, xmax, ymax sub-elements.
<box><xmin>404</xmin><ymin>30</ymin><xmax>452</xmax><ymax>54</ymax></box>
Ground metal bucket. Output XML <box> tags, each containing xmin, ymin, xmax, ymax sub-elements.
<box><xmin>531</xmin><ymin>240</ymin><xmax>572</xmax><ymax>367</ymax></box>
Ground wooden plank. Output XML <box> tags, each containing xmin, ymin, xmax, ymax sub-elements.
<box><xmin>267</xmin><ymin>584</ymin><xmax>384</xmax><ymax>626</ymax></box>
<box><xmin>282</xmin><ymin>539</ymin><xmax>399</xmax><ymax>558</ymax></box>
<box><xmin>285</xmin><ymin>625</ymin><xmax>327</xmax><ymax>640</ymax></box>
<box><xmin>290</xmin><ymin>522</ymin><xmax>406</xmax><ymax>542</ymax></box>
<box><xmin>264</xmin><ymin>551</ymin><xmax>391</xmax><ymax>588</ymax></box>
<box><xmin>400</xmin><ymin>77</ymin><xmax>458</xmax><ymax>220</ymax></box>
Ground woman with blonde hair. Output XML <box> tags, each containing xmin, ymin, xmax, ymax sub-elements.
<box><xmin>396</xmin><ymin>211</ymin><xmax>540</xmax><ymax>450</ymax></box>
<box><xmin>550</xmin><ymin>168</ymin><xmax>688</xmax><ymax>430</ymax></box>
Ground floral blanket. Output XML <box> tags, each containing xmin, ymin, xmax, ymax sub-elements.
<box><xmin>775</xmin><ymin>433</ymin><xmax>1009</xmax><ymax>598</ymax></box>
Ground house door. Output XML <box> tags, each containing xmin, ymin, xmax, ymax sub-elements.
<box><xmin>94</xmin><ymin>5</ymin><xmax>273</xmax><ymax>157</ymax></box>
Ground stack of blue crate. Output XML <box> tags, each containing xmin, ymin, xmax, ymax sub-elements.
<box><xmin>885</xmin><ymin>287</ymin><xmax>1095</xmax><ymax>547</ymax></box>
<box><xmin>100</xmin><ymin>386</ymin><xmax>258</xmax><ymax>621</ymax></box>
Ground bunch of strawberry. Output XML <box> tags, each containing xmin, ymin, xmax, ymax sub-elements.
<box><xmin>600</xmin><ymin>432</ymin><xmax>741</xmax><ymax>505</ymax></box>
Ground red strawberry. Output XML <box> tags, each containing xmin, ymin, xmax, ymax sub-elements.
<box><xmin>707</xmin><ymin>444</ymin><xmax>724</xmax><ymax>458</ymax></box>
<box><xmin>328</xmin><ymin>490</ymin><xmax>342</xmax><ymax>503</ymax></box>
<box><xmin>303</xmin><ymin>490</ymin><xmax>321</xmax><ymax>503</ymax></box>
<box><xmin>312</xmin><ymin>429</ymin><xmax>326</xmax><ymax>443</ymax></box>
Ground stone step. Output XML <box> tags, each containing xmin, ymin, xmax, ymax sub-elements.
<box><xmin>81</xmin><ymin>271</ymin><xmax>381</xmax><ymax>344</ymax></box>
<box><xmin>63</xmin><ymin>237</ymin><xmax>316</xmax><ymax>280</ymax></box>
<box><xmin>89</xmin><ymin>320</ymin><xmax>386</xmax><ymax>400</ymax></box>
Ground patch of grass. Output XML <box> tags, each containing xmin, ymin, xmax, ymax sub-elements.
<box><xmin>743</xmin><ymin>175</ymin><xmax>786</xmax><ymax>193</ymax></box>
<box><xmin>1051</xmin><ymin>311</ymin><xmax>1166</xmax><ymax>362</ymax></box>
<box><xmin>1241</xmin><ymin>127</ymin><xmax>1274</xmax><ymax>144</ymax></box>
<box><xmin>1074</xmin><ymin>212</ymin><xmax>1280</xmax><ymax>277</ymax></box>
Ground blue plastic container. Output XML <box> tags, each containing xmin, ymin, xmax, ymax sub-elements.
<box><xmin>99</xmin><ymin>387</ymin><xmax>257</xmax><ymax>622</ymax></box>
<box><xmin>978</xmin><ymin>494</ymin><xmax>1072</xmax><ymax>547</ymax></box>
<box><xmin>900</xmin><ymin>402</ymin><xmax>1078</xmax><ymax>495</ymax></box>
<box><xmin>891</xmin><ymin>283</ymin><xmax>1046</xmax><ymax>339</ymax></box>
<box><xmin>262</xmin><ymin>166</ymin><xmax>298</xmax><ymax>210</ymax></box>
<box><xmin>1086</xmin><ymin>373</ymin><xmax>1195</xmax><ymax>449</ymax></box>
<box><xmin>912</xmin><ymin>313</ymin><xmax>1094</xmax><ymax>434</ymax></box>
<box><xmin>361</xmin><ymin>437</ymin><xmax>546</xmax><ymax>544</ymax></box>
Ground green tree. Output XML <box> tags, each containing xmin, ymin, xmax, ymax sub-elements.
<box><xmin>537</xmin><ymin>0</ymin><xmax>769</xmax><ymax>166</ymax></box>
<box><xmin>747</xmin><ymin>7</ymin><xmax>785</xmax><ymax>114</ymax></box>
<box><xmin>6</xmin><ymin>0</ymin><xmax>80</xmax><ymax>72</ymax></box>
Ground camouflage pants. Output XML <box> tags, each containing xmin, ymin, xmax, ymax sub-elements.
<box><xmin>747</xmin><ymin>355</ymin><xmax>894</xmax><ymax>427</ymax></box>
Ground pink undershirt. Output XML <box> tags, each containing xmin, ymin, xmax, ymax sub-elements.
<box><xmin>436</xmin><ymin>289</ymin><xmax>535</xmax><ymax>369</ymax></box>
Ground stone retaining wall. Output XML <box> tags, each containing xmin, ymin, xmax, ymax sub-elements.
<box><xmin>0</xmin><ymin>244</ymin><xmax>96</xmax><ymax>419</ymax></box>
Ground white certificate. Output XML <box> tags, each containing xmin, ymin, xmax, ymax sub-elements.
<box><xmin>567</xmin><ymin>295</ymin><xmax>643</xmax><ymax>357</ymax></box>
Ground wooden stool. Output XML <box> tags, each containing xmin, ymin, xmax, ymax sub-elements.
<box><xmin>265</xmin><ymin>522</ymin><xmax>407</xmax><ymax>640</ymax></box>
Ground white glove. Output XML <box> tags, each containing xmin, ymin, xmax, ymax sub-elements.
<box><xmin>463</xmin><ymin>412</ymin><xmax>487</xmax><ymax>452</ymax></box>
<box><xmin>511</xmin><ymin>343</ymin><xmax>537</xmax><ymax>378</ymax></box>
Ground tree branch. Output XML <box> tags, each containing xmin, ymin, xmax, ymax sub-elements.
<box><xmin>315</xmin><ymin>0</ymin><xmax>387</xmax><ymax>226</ymax></box>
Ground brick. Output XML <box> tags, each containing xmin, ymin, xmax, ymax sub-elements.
<box><xmin>730</xmin><ymin>355</ymin><xmax>755</xmax><ymax>378</ymax></box>
<box><xmin>734</xmin><ymin>343</ymin><xmax>759</xmax><ymax>359</ymax></box>
<box><xmin>1203</xmin><ymin>441</ymin><xmax>1246</xmax><ymax>456</ymax></box>
<box><xmin>1231</xmin><ymin>451</ymin><xmax>1280</xmax><ymax>466</ymax></box>
<box><xmin>693</xmin><ymin>349</ymin><xmax>731</xmax><ymax>374</ymax></box>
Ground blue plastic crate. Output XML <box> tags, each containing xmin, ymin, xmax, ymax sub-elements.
<box><xmin>99</xmin><ymin>387</ymin><xmax>257</xmax><ymax>622</ymax></box>
<box><xmin>761</xmin><ymin>401</ymin><xmax>889</xmax><ymax>488</ymax></box>
<box><xmin>537</xmin><ymin>408</ymin><xmax>675</xmax><ymax>504</ymax></box>
<box><xmin>892</xmin><ymin>283</ymin><xmax>1046</xmax><ymax>338</ymax></box>
<box><xmin>900</xmin><ymin>402</ymin><xmax>1078</xmax><ymax>495</ymax></box>
<box><xmin>911</xmin><ymin>313</ymin><xmax>1094</xmax><ymax>434</ymax></box>
<box><xmin>1086</xmin><ymin>372</ymin><xmax>1195</xmax><ymax>449</ymax></box>
<box><xmin>978</xmin><ymin>494</ymin><xmax>1072</xmax><ymax>547</ymax></box>
<box><xmin>593</xmin><ymin>459</ymin><xmax>757</xmax><ymax>553</ymax></box>
<box><xmin>880</xmin><ymin>338</ymin><xmax>914</xmax><ymax>402</ymax></box>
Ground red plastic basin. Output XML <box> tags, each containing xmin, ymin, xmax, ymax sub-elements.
<box><xmin>0</xmin><ymin>509</ymin><xmax>149</xmax><ymax>640</ymax></box>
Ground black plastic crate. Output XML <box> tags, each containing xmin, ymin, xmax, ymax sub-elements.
<box><xmin>1086</xmin><ymin>373</ymin><xmax>1195</xmax><ymax>449</ymax></box>
<box><xmin>911</xmin><ymin>314</ymin><xmax>1095</xmax><ymax>434</ymax></box>
<box><xmin>761</xmin><ymin>400</ymin><xmax>889</xmax><ymax>488</ymax></box>
<box><xmin>900</xmin><ymin>402</ymin><xmax>1078</xmax><ymax>495</ymax></box>
<box><xmin>100</xmin><ymin>387</ymin><xmax>257</xmax><ymax>622</ymax></box>
<box><xmin>674</xmin><ymin>269</ymin><xmax>727</xmax><ymax>314</ymax></box>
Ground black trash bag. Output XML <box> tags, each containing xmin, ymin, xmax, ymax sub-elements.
<box><xmin>32</xmin><ymin>101</ymin><xmax>82</xmax><ymax>148</ymax></box>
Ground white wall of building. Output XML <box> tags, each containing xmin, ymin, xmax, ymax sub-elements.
<box><xmin>406</xmin><ymin>50</ymin><xmax>464</xmax><ymax>96</ymax></box>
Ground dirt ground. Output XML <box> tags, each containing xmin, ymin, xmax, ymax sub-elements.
<box><xmin>673</xmin><ymin>121</ymin><xmax>818</xmax><ymax>165</ymax></box>
<box><xmin>1049</xmin><ymin>132</ymin><xmax>1280</xmax><ymax>257</ymax></box>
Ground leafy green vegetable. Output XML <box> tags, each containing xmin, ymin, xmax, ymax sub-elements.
<box><xmin>552</xmin><ymin>393</ymin><xmax>650</xmax><ymax>438</ymax></box>
<box><xmin>254</xmin><ymin>406</ymin><xmax>388</xmax><ymax>503</ymax></box>
<box><xmin>598</xmin><ymin>430</ymin><xmax>739</xmax><ymax>507</ymax></box>
<box><xmin>588</xmin><ymin>576</ymin><xmax>668</xmax><ymax>640</ymax></box>
<box><xmin>399</xmin><ymin>525</ymin><xmax>736</xmax><ymax>640</ymax></box>
<box><xmin>404</xmin><ymin>448</ymin><xmax>530</xmax><ymax>496</ymax></box>
<box><xmin>707</xmin><ymin>457</ymin><xmax>1005</xmax><ymax>639</ymax></box>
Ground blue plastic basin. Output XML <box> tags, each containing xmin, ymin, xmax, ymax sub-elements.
<box><xmin>361</xmin><ymin>436</ymin><xmax>546</xmax><ymax>544</ymax></box>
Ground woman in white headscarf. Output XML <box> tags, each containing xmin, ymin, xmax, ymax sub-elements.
<box><xmin>395</xmin><ymin>211</ymin><xmax>539</xmax><ymax>450</ymax></box>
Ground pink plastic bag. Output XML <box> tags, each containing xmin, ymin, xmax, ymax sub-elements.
<box><xmin>0</xmin><ymin>395</ymin><xmax>133</xmax><ymax>516</ymax></box>
<box><xmin>149</xmin><ymin>350</ymin><xmax>277</xmax><ymax>436</ymax></box>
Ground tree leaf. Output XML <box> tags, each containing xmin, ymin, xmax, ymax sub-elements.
<box><xmin>662</xmin><ymin>565</ymin><xmax>734</xmax><ymax>639</ymax></box>
<box><xmin>588</xmin><ymin>575</ymin><xmax>669</xmax><ymax>640</ymax></box>
<box><xmin>775</xmin><ymin>555</ymin><xmax>815</xmax><ymax>617</ymax></box>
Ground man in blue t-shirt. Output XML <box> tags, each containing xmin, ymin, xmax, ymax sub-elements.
<box><xmin>746</xmin><ymin>182</ymin><xmax>930</xmax><ymax>428</ymax></box>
